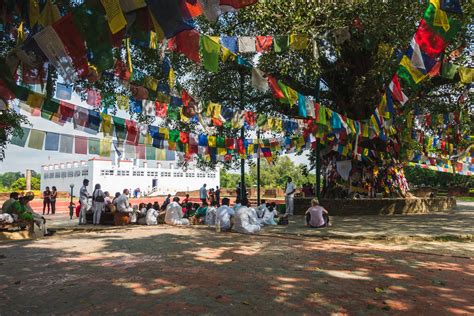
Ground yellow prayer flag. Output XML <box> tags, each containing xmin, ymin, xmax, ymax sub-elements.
<box><xmin>430</xmin><ymin>0</ymin><xmax>450</xmax><ymax>32</ymax></box>
<box><xmin>150</xmin><ymin>31</ymin><xmax>159</xmax><ymax>49</ymax></box>
<box><xmin>27</xmin><ymin>92</ymin><xmax>44</xmax><ymax>109</ymax></box>
<box><xmin>208</xmin><ymin>136</ymin><xmax>217</xmax><ymax>148</ymax></box>
<box><xmin>149</xmin><ymin>8</ymin><xmax>165</xmax><ymax>41</ymax></box>
<box><xmin>157</xmin><ymin>149</ymin><xmax>166</xmax><ymax>160</ymax></box>
<box><xmin>206</xmin><ymin>102</ymin><xmax>221</xmax><ymax>119</ymax></box>
<box><xmin>362</xmin><ymin>123</ymin><xmax>369</xmax><ymax>138</ymax></box>
<box><xmin>100</xmin><ymin>139</ymin><xmax>112</xmax><ymax>157</ymax></box>
<box><xmin>125</xmin><ymin>38</ymin><xmax>133</xmax><ymax>75</ymax></box>
<box><xmin>221</xmin><ymin>47</ymin><xmax>236</xmax><ymax>62</ymax></box>
<box><xmin>169</xmin><ymin>68</ymin><xmax>175</xmax><ymax>89</ymax></box>
<box><xmin>144</xmin><ymin>76</ymin><xmax>158</xmax><ymax>91</ymax></box>
<box><xmin>217</xmin><ymin>147</ymin><xmax>227</xmax><ymax>156</ymax></box>
<box><xmin>116</xmin><ymin>95</ymin><xmax>129</xmax><ymax>110</ymax></box>
<box><xmin>180</xmin><ymin>108</ymin><xmax>190</xmax><ymax>123</ymax></box>
<box><xmin>101</xmin><ymin>113</ymin><xmax>113</xmax><ymax>137</ymax></box>
<box><xmin>289</xmin><ymin>35</ymin><xmax>309</xmax><ymax>50</ymax></box>
<box><xmin>38</xmin><ymin>0</ymin><xmax>60</xmax><ymax>27</ymax></box>
<box><xmin>459</xmin><ymin>67</ymin><xmax>473</xmax><ymax>84</ymax></box>
<box><xmin>159</xmin><ymin>128</ymin><xmax>169</xmax><ymax>140</ymax></box>
<box><xmin>29</xmin><ymin>0</ymin><xmax>40</xmax><ymax>27</ymax></box>
<box><xmin>100</xmin><ymin>0</ymin><xmax>127</xmax><ymax>34</ymax></box>
<box><xmin>400</xmin><ymin>55</ymin><xmax>427</xmax><ymax>84</ymax></box>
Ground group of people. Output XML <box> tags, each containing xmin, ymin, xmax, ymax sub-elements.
<box><xmin>42</xmin><ymin>186</ymin><xmax>58</xmax><ymax>215</ymax></box>
<box><xmin>1</xmin><ymin>191</ymin><xmax>50</xmax><ymax>236</ymax></box>
<box><xmin>199</xmin><ymin>184</ymin><xmax>221</xmax><ymax>205</ymax></box>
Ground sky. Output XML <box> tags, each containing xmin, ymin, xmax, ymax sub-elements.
<box><xmin>0</xmin><ymin>92</ymin><xmax>311</xmax><ymax>174</ymax></box>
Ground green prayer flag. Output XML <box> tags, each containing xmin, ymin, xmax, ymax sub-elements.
<box><xmin>146</xmin><ymin>146</ymin><xmax>156</xmax><ymax>160</ymax></box>
<box><xmin>113</xmin><ymin>117</ymin><xmax>127</xmax><ymax>142</ymax></box>
<box><xmin>169</xmin><ymin>129</ymin><xmax>180</xmax><ymax>143</ymax></box>
<box><xmin>317</xmin><ymin>106</ymin><xmax>327</xmax><ymax>126</ymax></box>
<box><xmin>88</xmin><ymin>138</ymin><xmax>100</xmax><ymax>155</ymax></box>
<box><xmin>441</xmin><ymin>62</ymin><xmax>459</xmax><ymax>80</ymax></box>
<box><xmin>12</xmin><ymin>85</ymin><xmax>29</xmax><ymax>101</ymax></box>
<box><xmin>167</xmin><ymin>106</ymin><xmax>180</xmax><ymax>121</ymax></box>
<box><xmin>27</xmin><ymin>129</ymin><xmax>45</xmax><ymax>150</ymax></box>
<box><xmin>423</xmin><ymin>4</ymin><xmax>461</xmax><ymax>41</ymax></box>
<box><xmin>10</xmin><ymin>127</ymin><xmax>30</xmax><ymax>147</ymax></box>
<box><xmin>41</xmin><ymin>99</ymin><xmax>60</xmax><ymax>120</ymax></box>
<box><xmin>257</xmin><ymin>114</ymin><xmax>267</xmax><ymax>127</ymax></box>
<box><xmin>397</xmin><ymin>66</ymin><xmax>418</xmax><ymax>90</ymax></box>
<box><xmin>216</xmin><ymin>136</ymin><xmax>225</xmax><ymax>148</ymax></box>
<box><xmin>274</xmin><ymin>36</ymin><xmax>289</xmax><ymax>53</ymax></box>
<box><xmin>200</xmin><ymin>36</ymin><xmax>220</xmax><ymax>72</ymax></box>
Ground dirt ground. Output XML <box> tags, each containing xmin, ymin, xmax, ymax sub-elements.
<box><xmin>0</xmin><ymin>202</ymin><xmax>473</xmax><ymax>315</ymax></box>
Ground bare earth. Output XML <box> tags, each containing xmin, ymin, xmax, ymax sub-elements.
<box><xmin>0</xmin><ymin>202</ymin><xmax>473</xmax><ymax>315</ymax></box>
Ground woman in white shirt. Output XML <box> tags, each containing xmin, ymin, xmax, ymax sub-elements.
<box><xmin>92</xmin><ymin>184</ymin><xmax>105</xmax><ymax>225</ymax></box>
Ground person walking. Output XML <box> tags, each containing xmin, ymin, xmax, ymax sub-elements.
<box><xmin>42</xmin><ymin>186</ymin><xmax>51</xmax><ymax>215</ymax></box>
<box><xmin>50</xmin><ymin>186</ymin><xmax>57</xmax><ymax>215</ymax></box>
<box><xmin>92</xmin><ymin>184</ymin><xmax>105</xmax><ymax>225</ymax></box>
<box><xmin>79</xmin><ymin>179</ymin><xmax>90</xmax><ymax>225</ymax></box>
<box><xmin>199</xmin><ymin>184</ymin><xmax>207</xmax><ymax>204</ymax></box>
<box><xmin>285</xmin><ymin>177</ymin><xmax>296</xmax><ymax>216</ymax></box>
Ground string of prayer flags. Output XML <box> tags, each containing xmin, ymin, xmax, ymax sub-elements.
<box><xmin>56</xmin><ymin>83</ymin><xmax>72</xmax><ymax>100</ymax></box>
<box><xmin>100</xmin><ymin>0</ymin><xmax>127</xmax><ymax>34</ymax></box>
<box><xmin>27</xmin><ymin>129</ymin><xmax>45</xmax><ymax>150</ymax></box>
<box><xmin>238</xmin><ymin>36</ymin><xmax>256</xmax><ymax>53</ymax></box>
<box><xmin>146</xmin><ymin>0</ymin><xmax>195</xmax><ymax>39</ymax></box>
<box><xmin>10</xmin><ymin>127</ymin><xmax>30</xmax><ymax>147</ymax></box>
<box><xmin>256</xmin><ymin>36</ymin><xmax>272</xmax><ymax>52</ymax></box>
<box><xmin>168</xmin><ymin>29</ymin><xmax>201</xmax><ymax>63</ymax></box>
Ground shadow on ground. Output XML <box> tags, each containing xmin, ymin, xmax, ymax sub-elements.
<box><xmin>0</xmin><ymin>226</ymin><xmax>473</xmax><ymax>315</ymax></box>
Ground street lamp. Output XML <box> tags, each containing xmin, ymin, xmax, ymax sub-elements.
<box><xmin>69</xmin><ymin>184</ymin><xmax>75</xmax><ymax>220</ymax></box>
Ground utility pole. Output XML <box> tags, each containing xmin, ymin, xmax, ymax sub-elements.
<box><xmin>257</xmin><ymin>129</ymin><xmax>261</xmax><ymax>205</ymax></box>
<box><xmin>239</xmin><ymin>70</ymin><xmax>246</xmax><ymax>202</ymax></box>
<box><xmin>315</xmin><ymin>78</ymin><xmax>321</xmax><ymax>200</ymax></box>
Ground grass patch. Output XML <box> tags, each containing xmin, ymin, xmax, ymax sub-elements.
<box><xmin>457</xmin><ymin>196</ymin><xmax>474</xmax><ymax>202</ymax></box>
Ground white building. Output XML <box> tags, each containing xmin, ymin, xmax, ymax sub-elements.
<box><xmin>40</xmin><ymin>157</ymin><xmax>220</xmax><ymax>197</ymax></box>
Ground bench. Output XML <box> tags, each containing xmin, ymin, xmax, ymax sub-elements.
<box><xmin>0</xmin><ymin>220</ymin><xmax>35</xmax><ymax>240</ymax></box>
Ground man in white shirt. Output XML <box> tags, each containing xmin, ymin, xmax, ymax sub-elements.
<box><xmin>115</xmin><ymin>189</ymin><xmax>133</xmax><ymax>213</ymax></box>
<box><xmin>165</xmin><ymin>197</ymin><xmax>190</xmax><ymax>226</ymax></box>
<box><xmin>199</xmin><ymin>184</ymin><xmax>207</xmax><ymax>204</ymax></box>
<box><xmin>234</xmin><ymin>200</ymin><xmax>261</xmax><ymax>234</ymax></box>
<box><xmin>79</xmin><ymin>179</ymin><xmax>90</xmax><ymax>225</ymax></box>
<box><xmin>215</xmin><ymin>198</ymin><xmax>234</xmax><ymax>232</ymax></box>
<box><xmin>285</xmin><ymin>177</ymin><xmax>296</xmax><ymax>216</ymax></box>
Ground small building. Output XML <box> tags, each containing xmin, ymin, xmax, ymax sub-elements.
<box><xmin>40</xmin><ymin>157</ymin><xmax>220</xmax><ymax>197</ymax></box>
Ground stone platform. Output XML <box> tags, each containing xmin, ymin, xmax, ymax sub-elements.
<box><xmin>294</xmin><ymin>197</ymin><xmax>456</xmax><ymax>216</ymax></box>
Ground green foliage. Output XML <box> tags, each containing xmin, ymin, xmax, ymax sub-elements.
<box><xmin>0</xmin><ymin>172</ymin><xmax>23</xmax><ymax>187</ymax></box>
<box><xmin>11</xmin><ymin>177</ymin><xmax>26</xmax><ymax>191</ymax></box>
<box><xmin>0</xmin><ymin>172</ymin><xmax>40</xmax><ymax>191</ymax></box>
<box><xmin>404</xmin><ymin>166</ymin><xmax>473</xmax><ymax>187</ymax></box>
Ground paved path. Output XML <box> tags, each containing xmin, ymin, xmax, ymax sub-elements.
<box><xmin>0</xmin><ymin>226</ymin><xmax>473</xmax><ymax>315</ymax></box>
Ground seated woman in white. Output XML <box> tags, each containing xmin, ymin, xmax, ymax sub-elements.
<box><xmin>233</xmin><ymin>200</ymin><xmax>261</xmax><ymax>234</ymax></box>
<box><xmin>146</xmin><ymin>204</ymin><xmax>159</xmax><ymax>226</ymax></box>
<box><xmin>262</xmin><ymin>205</ymin><xmax>278</xmax><ymax>225</ymax></box>
<box><xmin>165</xmin><ymin>197</ymin><xmax>190</xmax><ymax>226</ymax></box>
<box><xmin>205</xmin><ymin>201</ymin><xmax>218</xmax><ymax>226</ymax></box>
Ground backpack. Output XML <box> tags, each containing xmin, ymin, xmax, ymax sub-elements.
<box><xmin>93</xmin><ymin>190</ymin><xmax>105</xmax><ymax>203</ymax></box>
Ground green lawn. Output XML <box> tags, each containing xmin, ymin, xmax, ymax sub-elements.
<box><xmin>457</xmin><ymin>196</ymin><xmax>474</xmax><ymax>202</ymax></box>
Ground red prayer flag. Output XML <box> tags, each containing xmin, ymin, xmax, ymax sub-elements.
<box><xmin>414</xmin><ymin>19</ymin><xmax>448</xmax><ymax>58</ymax></box>
<box><xmin>180</xmin><ymin>132</ymin><xmax>189</xmax><ymax>144</ymax></box>
<box><xmin>126</xmin><ymin>120</ymin><xmax>139</xmax><ymax>144</ymax></box>
<box><xmin>0</xmin><ymin>79</ymin><xmax>15</xmax><ymax>101</ymax></box>
<box><xmin>75</xmin><ymin>136</ymin><xmax>88</xmax><ymax>154</ymax></box>
<box><xmin>225</xmin><ymin>138</ymin><xmax>235</xmax><ymax>150</ymax></box>
<box><xmin>267</xmin><ymin>76</ymin><xmax>284</xmax><ymax>99</ymax></box>
<box><xmin>244</xmin><ymin>112</ymin><xmax>256</xmax><ymax>126</ymax></box>
<box><xmin>155</xmin><ymin>102</ymin><xmax>168</xmax><ymax>117</ymax></box>
<box><xmin>237</xmin><ymin>138</ymin><xmax>245</xmax><ymax>155</ymax></box>
<box><xmin>182</xmin><ymin>89</ymin><xmax>193</xmax><ymax>107</ymax></box>
<box><xmin>52</xmin><ymin>13</ymin><xmax>89</xmax><ymax>78</ymax></box>
<box><xmin>185</xmin><ymin>0</ymin><xmax>203</xmax><ymax>17</ymax></box>
<box><xmin>59</xmin><ymin>101</ymin><xmax>75</xmax><ymax>123</ymax></box>
<box><xmin>168</xmin><ymin>29</ymin><xmax>201</xmax><ymax>63</ymax></box>
<box><xmin>256</xmin><ymin>36</ymin><xmax>272</xmax><ymax>52</ymax></box>
<box><xmin>114</xmin><ymin>59</ymin><xmax>131</xmax><ymax>81</ymax></box>
<box><xmin>135</xmin><ymin>144</ymin><xmax>146</xmax><ymax>159</ymax></box>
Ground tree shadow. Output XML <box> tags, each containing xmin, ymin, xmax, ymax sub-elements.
<box><xmin>0</xmin><ymin>226</ymin><xmax>473</xmax><ymax>315</ymax></box>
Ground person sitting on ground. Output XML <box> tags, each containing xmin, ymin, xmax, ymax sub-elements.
<box><xmin>161</xmin><ymin>194</ymin><xmax>171</xmax><ymax>210</ymax></box>
<box><xmin>205</xmin><ymin>201</ymin><xmax>218</xmax><ymax>226</ymax></box>
<box><xmin>137</xmin><ymin>203</ymin><xmax>152</xmax><ymax>225</ymax></box>
<box><xmin>104</xmin><ymin>191</ymin><xmax>113</xmax><ymax>211</ymax></box>
<box><xmin>2</xmin><ymin>192</ymin><xmax>19</xmax><ymax>214</ymax></box>
<box><xmin>92</xmin><ymin>184</ymin><xmax>105</xmax><ymax>225</ymax></box>
<box><xmin>165</xmin><ymin>197</ymin><xmax>190</xmax><ymax>226</ymax></box>
<box><xmin>233</xmin><ymin>199</ymin><xmax>243</xmax><ymax>211</ymax></box>
<box><xmin>215</xmin><ymin>198</ymin><xmax>234</xmax><ymax>232</ymax></box>
<box><xmin>146</xmin><ymin>203</ymin><xmax>159</xmax><ymax>225</ymax></box>
<box><xmin>116</xmin><ymin>189</ymin><xmax>133</xmax><ymax>214</ymax></box>
<box><xmin>305</xmin><ymin>199</ymin><xmax>329</xmax><ymax>228</ymax></box>
<box><xmin>153</xmin><ymin>201</ymin><xmax>160</xmax><ymax>211</ymax></box>
<box><xmin>259</xmin><ymin>200</ymin><xmax>278</xmax><ymax>225</ymax></box>
<box><xmin>233</xmin><ymin>199</ymin><xmax>261</xmax><ymax>234</ymax></box>
<box><xmin>190</xmin><ymin>202</ymin><xmax>208</xmax><ymax>225</ymax></box>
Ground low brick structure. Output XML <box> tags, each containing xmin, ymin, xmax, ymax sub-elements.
<box><xmin>294</xmin><ymin>197</ymin><xmax>456</xmax><ymax>216</ymax></box>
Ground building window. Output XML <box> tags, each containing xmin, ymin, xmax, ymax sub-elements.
<box><xmin>173</xmin><ymin>172</ymin><xmax>183</xmax><ymax>177</ymax></box>
<box><xmin>133</xmin><ymin>171</ymin><xmax>145</xmax><ymax>176</ymax></box>
<box><xmin>55</xmin><ymin>172</ymin><xmax>60</xmax><ymax>178</ymax></box>
<box><xmin>207</xmin><ymin>173</ymin><xmax>216</xmax><ymax>178</ymax></box>
<box><xmin>197</xmin><ymin>173</ymin><xmax>206</xmax><ymax>178</ymax></box>
<box><xmin>161</xmin><ymin>171</ymin><xmax>171</xmax><ymax>177</ymax></box>
<box><xmin>49</xmin><ymin>172</ymin><xmax>54</xmax><ymax>179</ymax></box>
<box><xmin>100</xmin><ymin>170</ymin><xmax>114</xmax><ymax>176</ymax></box>
<box><xmin>44</xmin><ymin>174</ymin><xmax>48</xmax><ymax>179</ymax></box>
<box><xmin>82</xmin><ymin>170</ymin><xmax>88</xmax><ymax>176</ymax></box>
<box><xmin>185</xmin><ymin>172</ymin><xmax>195</xmax><ymax>178</ymax></box>
<box><xmin>74</xmin><ymin>170</ymin><xmax>81</xmax><ymax>177</ymax></box>
<box><xmin>61</xmin><ymin>171</ymin><xmax>67</xmax><ymax>178</ymax></box>
<box><xmin>68</xmin><ymin>171</ymin><xmax>74</xmax><ymax>177</ymax></box>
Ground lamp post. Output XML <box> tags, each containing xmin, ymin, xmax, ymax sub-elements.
<box><xmin>69</xmin><ymin>184</ymin><xmax>74</xmax><ymax>220</ymax></box>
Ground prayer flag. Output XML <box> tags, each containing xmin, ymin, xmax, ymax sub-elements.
<box><xmin>406</xmin><ymin>38</ymin><xmax>437</xmax><ymax>74</ymax></box>
<box><xmin>87</xmin><ymin>90</ymin><xmax>102</xmax><ymax>107</ymax></box>
<box><xmin>10</xmin><ymin>127</ymin><xmax>30</xmax><ymax>147</ymax></box>
<box><xmin>165</xmin><ymin>149</ymin><xmax>175</xmax><ymax>161</ymax></box>
<box><xmin>59</xmin><ymin>101</ymin><xmax>75</xmax><ymax>123</ymax></box>
<box><xmin>88</xmin><ymin>110</ymin><xmax>101</xmax><ymax>133</ymax></box>
<box><xmin>101</xmin><ymin>114</ymin><xmax>114</xmax><ymax>137</ymax></box>
<box><xmin>143</xmin><ymin>100</ymin><xmax>156</xmax><ymax>116</ymax></box>
<box><xmin>147</xmin><ymin>0</ymin><xmax>195</xmax><ymax>39</ymax></box>
<box><xmin>423</xmin><ymin>2</ymin><xmax>461</xmax><ymax>40</ymax></box>
<box><xmin>290</xmin><ymin>35</ymin><xmax>308</xmax><ymax>50</ymax></box>
<box><xmin>388</xmin><ymin>75</ymin><xmax>409</xmax><ymax>105</ymax></box>
<box><xmin>59</xmin><ymin>134</ymin><xmax>73</xmax><ymax>153</ymax></box>
<box><xmin>251</xmin><ymin>68</ymin><xmax>269</xmax><ymax>92</ymax></box>
<box><xmin>221</xmin><ymin>36</ymin><xmax>238</xmax><ymax>53</ymax></box>
<box><xmin>45</xmin><ymin>132</ymin><xmax>60</xmax><ymax>151</ymax></box>
<box><xmin>398</xmin><ymin>55</ymin><xmax>427</xmax><ymax>86</ymax></box>
<box><xmin>75</xmin><ymin>136</ymin><xmax>88</xmax><ymax>154</ymax></box>
<box><xmin>441</xmin><ymin>62</ymin><xmax>459</xmax><ymax>79</ymax></box>
<box><xmin>297</xmin><ymin>93</ymin><xmax>307</xmax><ymax>117</ymax></box>
<box><xmin>273</xmin><ymin>36</ymin><xmax>289</xmax><ymax>53</ymax></box>
<box><xmin>414</xmin><ymin>19</ymin><xmax>448</xmax><ymax>58</ymax></box>
<box><xmin>26</xmin><ymin>92</ymin><xmax>44</xmax><ymax>110</ymax></box>
<box><xmin>238</xmin><ymin>36</ymin><xmax>256</xmax><ymax>53</ymax></box>
<box><xmin>99</xmin><ymin>139</ymin><xmax>112</xmax><ymax>157</ymax></box>
<box><xmin>129</xmin><ymin>97</ymin><xmax>143</xmax><ymax>113</ymax></box>
<box><xmin>27</xmin><ymin>130</ymin><xmax>45</xmax><ymax>150</ymax></box>
<box><xmin>117</xmin><ymin>95</ymin><xmax>129</xmax><ymax>110</ymax></box>
<box><xmin>458</xmin><ymin>67</ymin><xmax>473</xmax><ymax>84</ymax></box>
<box><xmin>267</xmin><ymin>76</ymin><xmax>284</xmax><ymax>99</ymax></box>
<box><xmin>126</xmin><ymin>120</ymin><xmax>139</xmax><ymax>144</ymax></box>
<box><xmin>200</xmin><ymin>36</ymin><xmax>220</xmax><ymax>72</ymax></box>
<box><xmin>256</xmin><ymin>36</ymin><xmax>272</xmax><ymax>52</ymax></box>
<box><xmin>135</xmin><ymin>144</ymin><xmax>146</xmax><ymax>159</ymax></box>
<box><xmin>146</xmin><ymin>145</ymin><xmax>157</xmax><ymax>160</ymax></box>
<box><xmin>56</xmin><ymin>83</ymin><xmax>72</xmax><ymax>100</ymax></box>
<box><xmin>100</xmin><ymin>0</ymin><xmax>127</xmax><ymax>34</ymax></box>
<box><xmin>168</xmin><ymin>29</ymin><xmax>201</xmax><ymax>63</ymax></box>
<box><xmin>88</xmin><ymin>138</ymin><xmax>100</xmax><ymax>155</ymax></box>
<box><xmin>41</xmin><ymin>99</ymin><xmax>60</xmax><ymax>121</ymax></box>
<box><xmin>113</xmin><ymin>117</ymin><xmax>127</xmax><ymax>142</ymax></box>
<box><xmin>39</xmin><ymin>0</ymin><xmax>61</xmax><ymax>27</ymax></box>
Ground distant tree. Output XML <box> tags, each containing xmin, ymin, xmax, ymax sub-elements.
<box><xmin>0</xmin><ymin>172</ymin><xmax>23</xmax><ymax>188</ymax></box>
<box><xmin>11</xmin><ymin>177</ymin><xmax>26</xmax><ymax>191</ymax></box>
<box><xmin>404</xmin><ymin>166</ymin><xmax>473</xmax><ymax>188</ymax></box>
